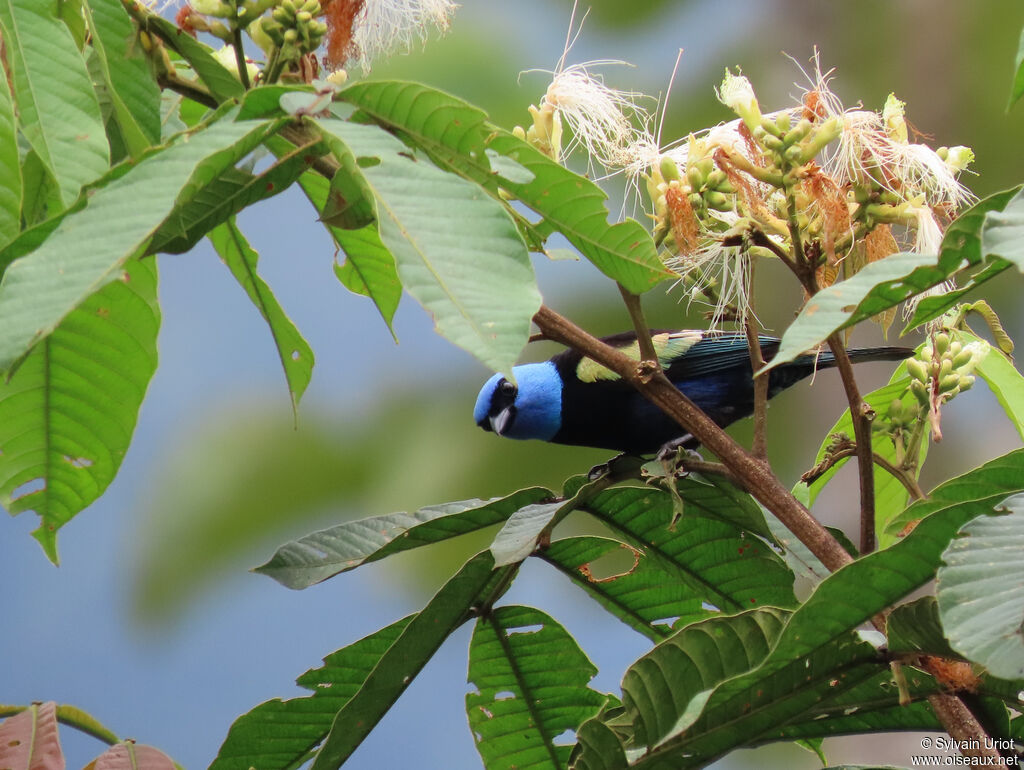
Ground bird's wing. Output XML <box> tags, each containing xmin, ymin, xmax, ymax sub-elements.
<box><xmin>575</xmin><ymin>331</ymin><xmax>705</xmax><ymax>383</ymax></box>
<box><xmin>661</xmin><ymin>333</ymin><xmax>781</xmax><ymax>380</ymax></box>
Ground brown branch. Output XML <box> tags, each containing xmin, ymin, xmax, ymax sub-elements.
<box><xmin>826</xmin><ymin>333</ymin><xmax>878</xmax><ymax>553</ymax></box>
<box><xmin>926</xmin><ymin>695</ymin><xmax>1003</xmax><ymax>763</ymax></box>
<box><xmin>532</xmin><ymin>304</ymin><xmax>854</xmax><ymax>573</ymax></box>
<box><xmin>802</xmin><ymin>444</ymin><xmax>927</xmax><ymax>502</ymax></box>
<box><xmin>617</xmin><ymin>284</ymin><xmax>658</xmax><ymax>365</ymax></box>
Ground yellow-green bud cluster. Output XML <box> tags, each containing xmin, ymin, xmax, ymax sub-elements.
<box><xmin>906</xmin><ymin>333</ymin><xmax>984</xmax><ymax>408</ymax></box>
<box><xmin>751</xmin><ymin>112</ymin><xmax>841</xmax><ymax>180</ymax></box>
<box><xmin>513</xmin><ymin>103</ymin><xmax>563</xmax><ymax>162</ymax></box>
<box><xmin>258</xmin><ymin>0</ymin><xmax>326</xmax><ymax>55</ymax></box>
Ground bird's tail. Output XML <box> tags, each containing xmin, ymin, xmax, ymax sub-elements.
<box><xmin>798</xmin><ymin>346</ymin><xmax>914</xmax><ymax>368</ymax></box>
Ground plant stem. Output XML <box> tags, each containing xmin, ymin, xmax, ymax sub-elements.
<box><xmin>742</xmin><ymin>257</ymin><xmax>768</xmax><ymax>459</ymax></box>
<box><xmin>617</xmin><ymin>284</ymin><xmax>658</xmax><ymax>365</ymax></box>
<box><xmin>826</xmin><ymin>332</ymin><xmax>878</xmax><ymax>553</ymax></box>
<box><xmin>232</xmin><ymin>27</ymin><xmax>251</xmax><ymax>89</ymax></box>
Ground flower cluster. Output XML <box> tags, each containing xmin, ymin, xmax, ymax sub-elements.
<box><xmin>520</xmin><ymin>54</ymin><xmax>975</xmax><ymax>328</ymax></box>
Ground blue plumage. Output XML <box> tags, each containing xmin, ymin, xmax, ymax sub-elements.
<box><xmin>474</xmin><ymin>331</ymin><xmax>912</xmax><ymax>454</ymax></box>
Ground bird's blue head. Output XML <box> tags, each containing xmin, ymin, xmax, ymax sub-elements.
<box><xmin>473</xmin><ymin>362</ymin><xmax>563</xmax><ymax>442</ymax></box>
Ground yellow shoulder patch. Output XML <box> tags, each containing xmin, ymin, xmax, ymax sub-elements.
<box><xmin>576</xmin><ymin>331</ymin><xmax>703</xmax><ymax>383</ymax></box>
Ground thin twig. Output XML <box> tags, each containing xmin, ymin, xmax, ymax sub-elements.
<box><xmin>826</xmin><ymin>333</ymin><xmax>878</xmax><ymax>553</ymax></box>
<box><xmin>742</xmin><ymin>257</ymin><xmax>769</xmax><ymax>459</ymax></box>
<box><xmin>801</xmin><ymin>444</ymin><xmax>926</xmax><ymax>501</ymax></box>
<box><xmin>232</xmin><ymin>27</ymin><xmax>251</xmax><ymax>90</ymax></box>
<box><xmin>617</xmin><ymin>284</ymin><xmax>658</xmax><ymax>365</ymax></box>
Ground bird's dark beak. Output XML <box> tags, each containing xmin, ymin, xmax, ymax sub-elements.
<box><xmin>489</xmin><ymin>406</ymin><xmax>515</xmax><ymax>436</ymax></box>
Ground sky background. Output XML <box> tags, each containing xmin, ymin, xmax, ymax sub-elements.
<box><xmin>4</xmin><ymin>1</ymin><xmax>1024</xmax><ymax>768</ymax></box>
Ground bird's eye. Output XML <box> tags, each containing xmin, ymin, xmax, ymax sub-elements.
<box><xmin>498</xmin><ymin>380</ymin><xmax>517</xmax><ymax>398</ymax></box>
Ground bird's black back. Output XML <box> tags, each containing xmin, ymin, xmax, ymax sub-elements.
<box><xmin>549</xmin><ymin>331</ymin><xmax>911</xmax><ymax>454</ymax></box>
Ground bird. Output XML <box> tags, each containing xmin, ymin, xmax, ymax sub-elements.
<box><xmin>474</xmin><ymin>330</ymin><xmax>913</xmax><ymax>455</ymax></box>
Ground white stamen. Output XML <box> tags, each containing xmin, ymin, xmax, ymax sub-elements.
<box><xmin>350</xmin><ymin>0</ymin><xmax>457</xmax><ymax>72</ymax></box>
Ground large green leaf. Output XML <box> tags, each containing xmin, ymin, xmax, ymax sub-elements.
<box><xmin>793</xmin><ymin>365</ymin><xmax>927</xmax><ymax>547</ymax></box>
<box><xmin>578</xmin><ymin>486</ymin><xmax>797</xmax><ymax>615</ymax></box>
<box><xmin>256</xmin><ymin>487</ymin><xmax>551</xmax><ymax>589</ymax></box>
<box><xmin>81</xmin><ymin>0</ymin><xmax>161</xmax><ymax>158</ymax></box>
<box><xmin>766</xmin><ymin>187</ymin><xmax>1024</xmax><ymax>367</ymax></box>
<box><xmin>884</xmin><ymin>449</ymin><xmax>1024</xmax><ymax>539</ymax></box>
<box><xmin>904</xmin><ymin>260</ymin><xmax>1010</xmax><ymax>331</ymax></box>
<box><xmin>0</xmin><ymin>257</ymin><xmax>159</xmax><ymax>562</ymax></box>
<box><xmin>152</xmin><ymin>140</ymin><xmax>325</xmax><ymax>255</ymax></box>
<box><xmin>0</xmin><ymin>118</ymin><xmax>273</xmax><ymax>374</ymax></box>
<box><xmin>290</xmin><ymin>166</ymin><xmax>401</xmax><ymax>332</ymax></box>
<box><xmin>314</xmin><ymin>118</ymin><xmax>539</xmax><ymax>374</ymax></box>
<box><xmin>466</xmin><ymin>605</ymin><xmax>608</xmax><ymax>770</ymax></box>
<box><xmin>0</xmin><ymin>0</ymin><xmax>109</xmax><ymax>207</ymax></box>
<box><xmin>1010</xmin><ymin>24</ymin><xmax>1024</xmax><ymax>109</ymax></box>
<box><xmin>309</xmin><ymin>551</ymin><xmax>502</xmax><ymax>770</ymax></box>
<box><xmin>0</xmin><ymin>59</ymin><xmax>19</xmax><ymax>250</ymax></box>
<box><xmin>962</xmin><ymin>331</ymin><xmax>1024</xmax><ymax>441</ymax></box>
<box><xmin>763</xmin><ymin>252</ymin><xmax>937</xmax><ymax>373</ymax></box>
<box><xmin>208</xmin><ymin>220</ymin><xmax>314</xmax><ymax>414</ymax></box>
<box><xmin>210</xmin><ymin>616</ymin><xmax>413</xmax><ymax>770</ymax></box>
<box><xmin>981</xmin><ymin>186</ymin><xmax>1024</xmax><ymax>271</ymax></box>
<box><xmin>937</xmin><ymin>494</ymin><xmax>1024</xmax><ymax>680</ymax></box>
<box><xmin>130</xmin><ymin>7</ymin><xmax>244</xmax><ymax>103</ymax></box>
<box><xmin>539</xmin><ymin>536</ymin><xmax>708</xmax><ymax>642</ymax></box>
<box><xmin>337</xmin><ymin>81</ymin><xmax>672</xmax><ymax>294</ymax></box>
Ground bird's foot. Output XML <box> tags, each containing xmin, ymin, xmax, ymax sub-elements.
<box><xmin>656</xmin><ymin>435</ymin><xmax>703</xmax><ymax>476</ymax></box>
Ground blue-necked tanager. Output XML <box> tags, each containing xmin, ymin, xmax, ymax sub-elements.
<box><xmin>474</xmin><ymin>330</ymin><xmax>912</xmax><ymax>454</ymax></box>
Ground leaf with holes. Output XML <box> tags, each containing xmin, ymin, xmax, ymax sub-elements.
<box><xmin>466</xmin><ymin>605</ymin><xmax>608</xmax><ymax>770</ymax></box>
<box><xmin>256</xmin><ymin>487</ymin><xmax>551</xmax><ymax>589</ymax></box>
<box><xmin>539</xmin><ymin>536</ymin><xmax>709</xmax><ymax>642</ymax></box>
<box><xmin>0</xmin><ymin>257</ymin><xmax>159</xmax><ymax>562</ymax></box>
<box><xmin>578</xmin><ymin>486</ymin><xmax>797</xmax><ymax>616</ymax></box>
<box><xmin>314</xmin><ymin>118</ymin><xmax>539</xmax><ymax>374</ymax></box>
<box><xmin>0</xmin><ymin>118</ymin><xmax>273</xmax><ymax>374</ymax></box>
<box><xmin>208</xmin><ymin>219</ymin><xmax>314</xmax><ymax>414</ymax></box>
<box><xmin>0</xmin><ymin>702</ymin><xmax>63</xmax><ymax>770</ymax></box>
<box><xmin>937</xmin><ymin>494</ymin><xmax>1024</xmax><ymax>680</ymax></box>
<box><xmin>0</xmin><ymin>0</ymin><xmax>109</xmax><ymax>207</ymax></box>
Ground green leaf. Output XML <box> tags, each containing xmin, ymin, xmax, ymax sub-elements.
<box><xmin>81</xmin><ymin>0</ymin><xmax>161</xmax><ymax>158</ymax></box>
<box><xmin>489</xmin><ymin>501</ymin><xmax>563</xmax><ymax>566</ymax></box>
<box><xmin>133</xmin><ymin>9</ymin><xmax>243</xmax><ymax>103</ymax></box>
<box><xmin>315</xmin><ymin>118</ymin><xmax>539</xmax><ymax>374</ymax></box>
<box><xmin>153</xmin><ymin>139</ymin><xmax>323</xmax><ymax>255</ymax></box>
<box><xmin>904</xmin><ymin>260</ymin><xmax>1010</xmax><ymax>331</ymax></box>
<box><xmin>310</xmin><ymin>551</ymin><xmax>501</xmax><ymax>769</ymax></box>
<box><xmin>904</xmin><ymin>186</ymin><xmax>1023</xmax><ymax>330</ymax></box>
<box><xmin>981</xmin><ymin>187</ymin><xmax>1024</xmax><ymax>271</ymax></box>
<box><xmin>794</xmin><ymin>364</ymin><xmax>927</xmax><ymax>547</ymax></box>
<box><xmin>540</xmin><ymin>536</ymin><xmax>708</xmax><ymax>642</ymax></box>
<box><xmin>0</xmin><ymin>58</ymin><xmax>20</xmax><ymax>251</ymax></box>
<box><xmin>337</xmin><ymin>81</ymin><xmax>672</xmax><ymax>293</ymax></box>
<box><xmin>466</xmin><ymin>605</ymin><xmax>607</xmax><ymax>770</ymax></box>
<box><xmin>0</xmin><ymin>118</ymin><xmax>273</xmax><ymax>374</ymax></box>
<box><xmin>763</xmin><ymin>251</ymin><xmax>937</xmax><ymax>373</ymax></box>
<box><xmin>291</xmin><ymin>164</ymin><xmax>401</xmax><ymax>332</ymax></box>
<box><xmin>885</xmin><ymin>449</ymin><xmax>1024</xmax><ymax>539</ymax></box>
<box><xmin>886</xmin><ymin>596</ymin><xmax>960</xmax><ymax>659</ymax></box>
<box><xmin>937</xmin><ymin>494</ymin><xmax>1024</xmax><ymax>680</ymax></box>
<box><xmin>1010</xmin><ymin>24</ymin><xmax>1024</xmax><ymax>109</ymax></box>
<box><xmin>962</xmin><ymin>331</ymin><xmax>1024</xmax><ymax>442</ymax></box>
<box><xmin>0</xmin><ymin>257</ymin><xmax>159</xmax><ymax>562</ymax></box>
<box><xmin>578</xmin><ymin>486</ymin><xmax>797</xmax><ymax>615</ymax></box>
<box><xmin>255</xmin><ymin>487</ymin><xmax>551</xmax><ymax>589</ymax></box>
<box><xmin>0</xmin><ymin>0</ymin><xmax>109</xmax><ymax>207</ymax></box>
<box><xmin>620</xmin><ymin>609</ymin><xmax>788</xmax><ymax>750</ymax></box>
<box><xmin>208</xmin><ymin>220</ymin><xmax>314</xmax><ymax>414</ymax></box>
<box><xmin>210</xmin><ymin>616</ymin><xmax>413</xmax><ymax>770</ymax></box>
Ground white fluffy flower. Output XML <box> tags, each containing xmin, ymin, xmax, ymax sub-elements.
<box><xmin>350</xmin><ymin>0</ymin><xmax>456</xmax><ymax>72</ymax></box>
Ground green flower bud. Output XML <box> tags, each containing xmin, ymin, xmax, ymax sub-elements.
<box><xmin>951</xmin><ymin>348</ymin><xmax>974</xmax><ymax>370</ymax></box>
<box><xmin>706</xmin><ymin>169</ymin><xmax>727</xmax><ymax>189</ymax></box>
<box><xmin>938</xmin><ymin>358</ymin><xmax>953</xmax><ymax>379</ymax></box>
<box><xmin>939</xmin><ymin>373</ymin><xmax>961</xmax><ymax>394</ymax></box>
<box><xmin>910</xmin><ymin>379</ymin><xmax>930</xmax><ymax>407</ymax></box>
<box><xmin>296</xmin><ymin>10</ymin><xmax>312</xmax><ymax>23</ymax></box>
<box><xmin>934</xmin><ymin>333</ymin><xmax>950</xmax><ymax>356</ymax></box>
<box><xmin>882</xmin><ymin>93</ymin><xmax>908</xmax><ymax>144</ymax></box>
<box><xmin>775</xmin><ymin>111</ymin><xmax>791</xmax><ymax>133</ymax></box>
<box><xmin>283</xmin><ymin>27</ymin><xmax>299</xmax><ymax>43</ymax></box>
<box><xmin>686</xmin><ymin>164</ymin><xmax>706</xmax><ymax>189</ymax></box>
<box><xmin>300</xmin><ymin>0</ymin><xmax>321</xmax><ymax>12</ymax></box>
<box><xmin>705</xmin><ymin>191</ymin><xmax>730</xmax><ymax>210</ymax></box>
<box><xmin>906</xmin><ymin>357</ymin><xmax>929</xmax><ymax>383</ymax></box>
<box><xmin>659</xmin><ymin>155</ymin><xmax>681</xmax><ymax>182</ymax></box>
<box><xmin>960</xmin><ymin>374</ymin><xmax>975</xmax><ymax>392</ymax></box>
